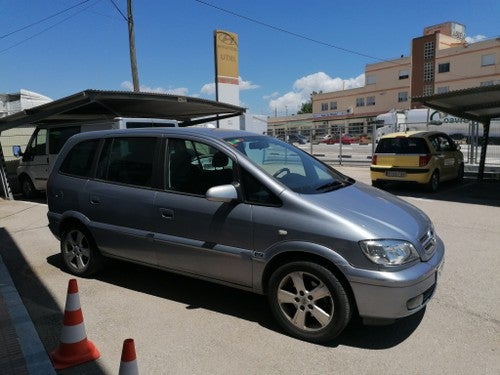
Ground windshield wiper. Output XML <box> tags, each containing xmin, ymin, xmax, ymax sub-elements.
<box><xmin>315</xmin><ymin>180</ymin><xmax>346</xmax><ymax>192</ymax></box>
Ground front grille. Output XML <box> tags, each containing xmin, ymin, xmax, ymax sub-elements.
<box><xmin>419</xmin><ymin>226</ymin><xmax>437</xmax><ymax>260</ymax></box>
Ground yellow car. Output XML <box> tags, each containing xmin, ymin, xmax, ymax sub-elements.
<box><xmin>371</xmin><ymin>131</ymin><xmax>464</xmax><ymax>192</ymax></box>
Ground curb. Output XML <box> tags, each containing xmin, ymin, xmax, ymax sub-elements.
<box><xmin>0</xmin><ymin>255</ymin><xmax>56</xmax><ymax>374</ymax></box>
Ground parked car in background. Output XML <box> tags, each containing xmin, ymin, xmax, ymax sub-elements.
<box><xmin>47</xmin><ymin>128</ymin><xmax>444</xmax><ymax>343</ymax></box>
<box><xmin>321</xmin><ymin>135</ymin><xmax>359</xmax><ymax>145</ymax></box>
<box><xmin>287</xmin><ymin>133</ymin><xmax>308</xmax><ymax>144</ymax></box>
<box><xmin>371</xmin><ymin>131</ymin><xmax>464</xmax><ymax>192</ymax></box>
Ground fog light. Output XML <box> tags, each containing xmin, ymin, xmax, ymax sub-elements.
<box><xmin>407</xmin><ymin>294</ymin><xmax>424</xmax><ymax>310</ymax></box>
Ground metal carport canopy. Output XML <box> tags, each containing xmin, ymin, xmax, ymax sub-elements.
<box><xmin>0</xmin><ymin>89</ymin><xmax>246</xmax><ymax>131</ymax></box>
<box><xmin>413</xmin><ymin>84</ymin><xmax>500</xmax><ymax>181</ymax></box>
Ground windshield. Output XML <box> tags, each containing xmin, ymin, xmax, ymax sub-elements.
<box><xmin>225</xmin><ymin>136</ymin><xmax>352</xmax><ymax>194</ymax></box>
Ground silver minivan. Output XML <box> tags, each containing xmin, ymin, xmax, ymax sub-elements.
<box><xmin>47</xmin><ymin>128</ymin><xmax>444</xmax><ymax>343</ymax></box>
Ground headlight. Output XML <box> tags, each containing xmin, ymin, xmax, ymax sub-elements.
<box><xmin>359</xmin><ymin>240</ymin><xmax>420</xmax><ymax>266</ymax></box>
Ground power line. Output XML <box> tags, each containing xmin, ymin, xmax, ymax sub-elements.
<box><xmin>109</xmin><ymin>0</ymin><xmax>128</xmax><ymax>22</ymax></box>
<box><xmin>194</xmin><ymin>0</ymin><xmax>390</xmax><ymax>63</ymax></box>
<box><xmin>0</xmin><ymin>0</ymin><xmax>102</xmax><ymax>54</ymax></box>
<box><xmin>0</xmin><ymin>0</ymin><xmax>91</xmax><ymax>39</ymax></box>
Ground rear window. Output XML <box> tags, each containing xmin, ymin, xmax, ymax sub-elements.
<box><xmin>375</xmin><ymin>137</ymin><xmax>430</xmax><ymax>154</ymax></box>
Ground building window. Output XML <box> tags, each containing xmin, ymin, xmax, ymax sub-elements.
<box><xmin>330</xmin><ymin>101</ymin><xmax>337</xmax><ymax>110</ymax></box>
<box><xmin>366</xmin><ymin>96</ymin><xmax>375</xmax><ymax>106</ymax></box>
<box><xmin>398</xmin><ymin>92</ymin><xmax>408</xmax><ymax>102</ymax></box>
<box><xmin>366</xmin><ymin>75</ymin><xmax>376</xmax><ymax>85</ymax></box>
<box><xmin>424</xmin><ymin>62</ymin><xmax>434</xmax><ymax>82</ymax></box>
<box><xmin>423</xmin><ymin>85</ymin><xmax>434</xmax><ymax>96</ymax></box>
<box><xmin>321</xmin><ymin>103</ymin><xmax>328</xmax><ymax>111</ymax></box>
<box><xmin>424</xmin><ymin>41</ymin><xmax>435</xmax><ymax>59</ymax></box>
<box><xmin>481</xmin><ymin>54</ymin><xmax>496</xmax><ymax>66</ymax></box>
<box><xmin>438</xmin><ymin>62</ymin><xmax>450</xmax><ymax>73</ymax></box>
<box><xmin>356</xmin><ymin>97</ymin><xmax>365</xmax><ymax>107</ymax></box>
<box><xmin>398</xmin><ymin>69</ymin><xmax>409</xmax><ymax>80</ymax></box>
<box><xmin>437</xmin><ymin>86</ymin><xmax>449</xmax><ymax>94</ymax></box>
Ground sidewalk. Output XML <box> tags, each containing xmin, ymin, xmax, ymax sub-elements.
<box><xmin>0</xmin><ymin>255</ymin><xmax>55</xmax><ymax>374</ymax></box>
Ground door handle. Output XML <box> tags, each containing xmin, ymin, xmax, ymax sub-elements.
<box><xmin>160</xmin><ymin>208</ymin><xmax>174</xmax><ymax>219</ymax></box>
<box><xmin>90</xmin><ymin>196</ymin><xmax>100</xmax><ymax>205</ymax></box>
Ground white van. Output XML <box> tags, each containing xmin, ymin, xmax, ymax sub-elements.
<box><xmin>12</xmin><ymin>117</ymin><xmax>178</xmax><ymax>197</ymax></box>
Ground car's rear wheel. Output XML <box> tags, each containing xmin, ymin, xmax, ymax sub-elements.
<box><xmin>426</xmin><ymin>170</ymin><xmax>440</xmax><ymax>192</ymax></box>
<box><xmin>268</xmin><ymin>261</ymin><xmax>351</xmax><ymax>343</ymax></box>
<box><xmin>60</xmin><ymin>224</ymin><xmax>103</xmax><ymax>277</ymax></box>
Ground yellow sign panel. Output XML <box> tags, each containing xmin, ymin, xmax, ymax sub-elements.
<box><xmin>215</xmin><ymin>30</ymin><xmax>238</xmax><ymax>83</ymax></box>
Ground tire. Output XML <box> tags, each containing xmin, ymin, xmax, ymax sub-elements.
<box><xmin>20</xmin><ymin>175</ymin><xmax>39</xmax><ymax>199</ymax></box>
<box><xmin>267</xmin><ymin>261</ymin><xmax>352</xmax><ymax>343</ymax></box>
<box><xmin>60</xmin><ymin>224</ymin><xmax>103</xmax><ymax>277</ymax></box>
<box><xmin>426</xmin><ymin>170</ymin><xmax>440</xmax><ymax>192</ymax></box>
<box><xmin>372</xmin><ymin>180</ymin><xmax>385</xmax><ymax>189</ymax></box>
<box><xmin>457</xmin><ymin>164</ymin><xmax>464</xmax><ymax>183</ymax></box>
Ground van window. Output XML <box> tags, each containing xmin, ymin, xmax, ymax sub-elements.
<box><xmin>166</xmin><ymin>138</ymin><xmax>234</xmax><ymax>195</ymax></box>
<box><xmin>97</xmin><ymin>137</ymin><xmax>157</xmax><ymax>187</ymax></box>
<box><xmin>49</xmin><ymin>126</ymin><xmax>81</xmax><ymax>154</ymax></box>
<box><xmin>31</xmin><ymin>128</ymin><xmax>47</xmax><ymax>156</ymax></box>
<box><xmin>60</xmin><ymin>140</ymin><xmax>100</xmax><ymax>177</ymax></box>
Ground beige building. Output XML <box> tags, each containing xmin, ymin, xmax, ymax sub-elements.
<box><xmin>274</xmin><ymin>22</ymin><xmax>500</xmax><ymax>140</ymax></box>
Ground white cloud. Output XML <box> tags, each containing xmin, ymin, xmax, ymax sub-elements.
<box><xmin>120</xmin><ymin>81</ymin><xmax>189</xmax><ymax>96</ymax></box>
<box><xmin>268</xmin><ymin>72</ymin><xmax>365</xmax><ymax>114</ymax></box>
<box><xmin>465</xmin><ymin>34</ymin><xmax>487</xmax><ymax>44</ymax></box>
<box><xmin>201</xmin><ymin>82</ymin><xmax>215</xmax><ymax>95</ymax></box>
<box><xmin>239</xmin><ymin>77</ymin><xmax>259</xmax><ymax>91</ymax></box>
<box><xmin>200</xmin><ymin>76</ymin><xmax>258</xmax><ymax>96</ymax></box>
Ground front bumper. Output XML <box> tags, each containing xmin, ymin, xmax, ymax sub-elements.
<box><xmin>345</xmin><ymin>236</ymin><xmax>445</xmax><ymax>319</ymax></box>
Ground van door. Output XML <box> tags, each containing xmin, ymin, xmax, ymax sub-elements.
<box><xmin>21</xmin><ymin>128</ymin><xmax>48</xmax><ymax>191</ymax></box>
<box><xmin>153</xmin><ymin>138</ymin><xmax>253</xmax><ymax>287</ymax></box>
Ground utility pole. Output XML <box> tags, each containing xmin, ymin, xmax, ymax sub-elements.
<box><xmin>127</xmin><ymin>0</ymin><xmax>140</xmax><ymax>92</ymax></box>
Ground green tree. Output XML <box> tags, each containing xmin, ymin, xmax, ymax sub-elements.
<box><xmin>297</xmin><ymin>91</ymin><xmax>321</xmax><ymax>114</ymax></box>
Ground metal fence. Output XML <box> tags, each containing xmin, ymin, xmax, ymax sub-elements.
<box><xmin>273</xmin><ymin>120</ymin><xmax>500</xmax><ymax>168</ymax></box>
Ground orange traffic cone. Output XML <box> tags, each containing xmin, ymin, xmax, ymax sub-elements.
<box><xmin>119</xmin><ymin>338</ymin><xmax>139</xmax><ymax>375</ymax></box>
<box><xmin>50</xmin><ymin>279</ymin><xmax>100</xmax><ymax>370</ymax></box>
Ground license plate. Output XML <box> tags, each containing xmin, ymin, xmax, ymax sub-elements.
<box><xmin>386</xmin><ymin>170</ymin><xmax>406</xmax><ymax>177</ymax></box>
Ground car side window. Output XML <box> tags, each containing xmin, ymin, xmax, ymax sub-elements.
<box><xmin>240</xmin><ymin>168</ymin><xmax>281</xmax><ymax>206</ymax></box>
<box><xmin>166</xmin><ymin>138</ymin><xmax>235</xmax><ymax>195</ymax></box>
<box><xmin>437</xmin><ymin>135</ymin><xmax>452</xmax><ymax>152</ymax></box>
<box><xmin>60</xmin><ymin>140</ymin><xmax>100</xmax><ymax>177</ymax></box>
<box><xmin>96</xmin><ymin>137</ymin><xmax>156</xmax><ymax>188</ymax></box>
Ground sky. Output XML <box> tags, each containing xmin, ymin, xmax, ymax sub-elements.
<box><xmin>1</xmin><ymin>0</ymin><xmax>499</xmax><ymax>116</ymax></box>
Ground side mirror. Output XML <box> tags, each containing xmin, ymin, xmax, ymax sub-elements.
<box><xmin>12</xmin><ymin>145</ymin><xmax>23</xmax><ymax>158</ymax></box>
<box><xmin>206</xmin><ymin>184</ymin><xmax>238</xmax><ymax>203</ymax></box>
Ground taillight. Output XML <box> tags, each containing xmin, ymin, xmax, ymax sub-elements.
<box><xmin>372</xmin><ymin>155</ymin><xmax>377</xmax><ymax>165</ymax></box>
<box><xmin>419</xmin><ymin>155</ymin><xmax>431</xmax><ymax>167</ymax></box>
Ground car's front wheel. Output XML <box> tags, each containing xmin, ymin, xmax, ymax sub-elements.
<box><xmin>60</xmin><ymin>224</ymin><xmax>103</xmax><ymax>277</ymax></box>
<box><xmin>268</xmin><ymin>261</ymin><xmax>351</xmax><ymax>343</ymax></box>
<box><xmin>20</xmin><ymin>175</ymin><xmax>39</xmax><ymax>199</ymax></box>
